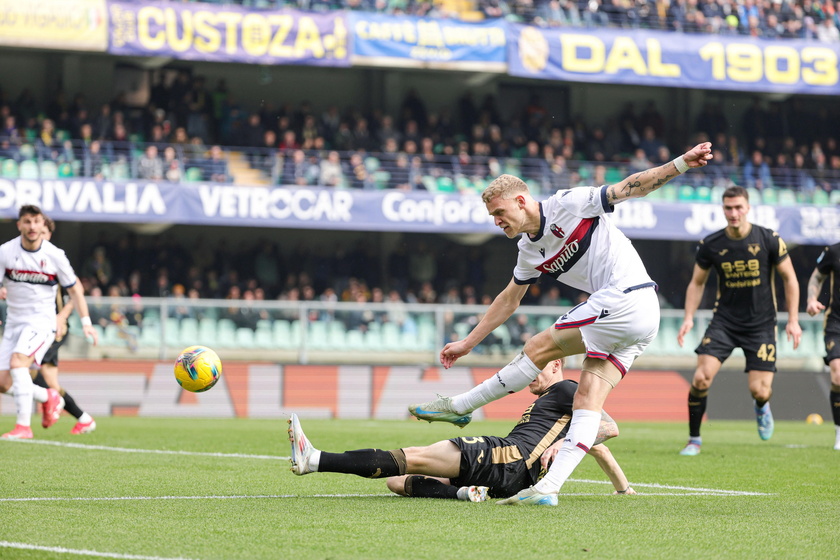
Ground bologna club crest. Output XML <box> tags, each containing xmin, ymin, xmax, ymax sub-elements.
<box><xmin>550</xmin><ymin>224</ymin><xmax>565</xmax><ymax>238</ymax></box>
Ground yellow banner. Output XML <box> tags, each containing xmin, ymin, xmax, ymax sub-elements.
<box><xmin>0</xmin><ymin>0</ymin><xmax>107</xmax><ymax>51</ymax></box>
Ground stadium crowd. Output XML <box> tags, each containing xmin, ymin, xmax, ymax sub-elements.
<box><xmin>166</xmin><ymin>0</ymin><xmax>840</xmax><ymax>42</ymax></box>
<box><xmin>2</xmin><ymin>79</ymin><xmax>840</xmax><ymax>196</ymax></box>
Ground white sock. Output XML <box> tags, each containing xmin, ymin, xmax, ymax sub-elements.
<box><xmin>534</xmin><ymin>409</ymin><xmax>602</xmax><ymax>494</ymax></box>
<box><xmin>10</xmin><ymin>367</ymin><xmax>34</xmax><ymax>427</ymax></box>
<box><xmin>32</xmin><ymin>385</ymin><xmax>48</xmax><ymax>403</ymax></box>
<box><xmin>79</xmin><ymin>412</ymin><xmax>93</xmax><ymax>424</ymax></box>
<box><xmin>452</xmin><ymin>352</ymin><xmax>542</xmax><ymax>414</ymax></box>
<box><xmin>309</xmin><ymin>449</ymin><xmax>321</xmax><ymax>471</ymax></box>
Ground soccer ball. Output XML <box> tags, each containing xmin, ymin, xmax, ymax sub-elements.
<box><xmin>806</xmin><ymin>413</ymin><xmax>824</xmax><ymax>425</ymax></box>
<box><xmin>174</xmin><ymin>345</ymin><xmax>222</xmax><ymax>393</ymax></box>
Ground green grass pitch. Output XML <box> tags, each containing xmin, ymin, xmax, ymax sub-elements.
<box><xmin>0</xmin><ymin>416</ymin><xmax>836</xmax><ymax>560</ymax></box>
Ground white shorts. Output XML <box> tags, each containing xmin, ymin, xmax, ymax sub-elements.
<box><xmin>554</xmin><ymin>283</ymin><xmax>660</xmax><ymax>377</ymax></box>
<box><xmin>0</xmin><ymin>323</ymin><xmax>56</xmax><ymax>370</ymax></box>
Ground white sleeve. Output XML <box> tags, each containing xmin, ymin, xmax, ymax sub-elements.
<box><xmin>54</xmin><ymin>248</ymin><xmax>78</xmax><ymax>288</ymax></box>
<box><xmin>513</xmin><ymin>252</ymin><xmax>540</xmax><ymax>285</ymax></box>
<box><xmin>556</xmin><ymin>186</ymin><xmax>613</xmax><ymax>218</ymax></box>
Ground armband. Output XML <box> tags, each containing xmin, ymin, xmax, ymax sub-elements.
<box><xmin>673</xmin><ymin>155</ymin><xmax>689</xmax><ymax>174</ymax></box>
<box><xmin>81</xmin><ymin>316</ymin><xmax>92</xmax><ymax>327</ymax></box>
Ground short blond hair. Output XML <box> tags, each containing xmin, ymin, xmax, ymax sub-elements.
<box><xmin>482</xmin><ymin>174</ymin><xmax>529</xmax><ymax>204</ymax></box>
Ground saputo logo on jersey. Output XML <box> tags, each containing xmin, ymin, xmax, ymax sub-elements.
<box><xmin>536</xmin><ymin>218</ymin><xmax>598</xmax><ymax>276</ymax></box>
<box><xmin>5</xmin><ymin>268</ymin><xmax>57</xmax><ymax>285</ymax></box>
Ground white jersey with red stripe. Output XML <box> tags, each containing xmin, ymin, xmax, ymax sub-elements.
<box><xmin>513</xmin><ymin>186</ymin><xmax>652</xmax><ymax>293</ymax></box>
<box><xmin>0</xmin><ymin>236</ymin><xmax>77</xmax><ymax>329</ymax></box>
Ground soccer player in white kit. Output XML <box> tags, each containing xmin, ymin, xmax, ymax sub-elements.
<box><xmin>410</xmin><ymin>142</ymin><xmax>713</xmax><ymax>504</ymax></box>
<box><xmin>0</xmin><ymin>205</ymin><xmax>99</xmax><ymax>439</ymax></box>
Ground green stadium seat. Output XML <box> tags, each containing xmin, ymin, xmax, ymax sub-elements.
<box><xmin>831</xmin><ymin>190</ymin><xmax>840</xmax><ymax>205</ymax></box>
<box><xmin>216</xmin><ymin>319</ymin><xmax>237</xmax><ymax>346</ymax></box>
<box><xmin>761</xmin><ymin>187</ymin><xmax>778</xmax><ymax>205</ymax></box>
<box><xmin>184</xmin><ymin>167</ymin><xmax>203</xmax><ymax>182</ymax></box>
<box><xmin>19</xmin><ymin>160</ymin><xmax>39</xmax><ymax>179</ymax></box>
<box><xmin>421</xmin><ymin>175</ymin><xmax>437</xmax><ymax>192</ymax></box>
<box><xmin>111</xmin><ymin>161</ymin><xmax>130</xmax><ymax>180</ymax></box>
<box><xmin>660</xmin><ymin>185</ymin><xmax>678</xmax><ymax>202</ymax></box>
<box><xmin>372</xmin><ymin>170</ymin><xmax>390</xmax><ymax>189</ymax></box>
<box><xmin>345</xmin><ymin>329</ymin><xmax>367</xmax><ymax>351</ymax></box>
<box><xmin>677</xmin><ymin>185</ymin><xmax>695</xmax><ymax>202</ymax></box>
<box><xmin>139</xmin><ymin>323</ymin><xmax>162</xmax><ymax>349</ymax></box>
<box><xmin>0</xmin><ymin>159</ymin><xmax>17</xmax><ymax>178</ymax></box>
<box><xmin>327</xmin><ymin>321</ymin><xmax>347</xmax><ymax>351</ymax></box>
<box><xmin>179</xmin><ymin>318</ymin><xmax>199</xmax><ymax>347</ymax></box>
<box><xmin>694</xmin><ymin>185</ymin><xmax>712</xmax><ymax>202</ymax></box>
<box><xmin>164</xmin><ymin>318</ymin><xmax>180</xmax><ymax>347</ymax></box>
<box><xmin>273</xmin><ymin>319</ymin><xmax>293</xmax><ymax>349</ymax></box>
<box><xmin>57</xmin><ymin>162</ymin><xmax>74</xmax><ymax>178</ymax></box>
<box><xmin>436</xmin><ymin>176</ymin><xmax>455</xmax><ymax>193</ymax></box>
<box><xmin>307</xmin><ymin>321</ymin><xmax>329</xmax><ymax>350</ymax></box>
<box><xmin>381</xmin><ymin>322</ymin><xmax>402</xmax><ymax>350</ymax></box>
<box><xmin>39</xmin><ymin>160</ymin><xmax>58</xmax><ymax>179</ymax></box>
<box><xmin>746</xmin><ymin>187</ymin><xmax>762</xmax><ymax>204</ymax></box>
<box><xmin>777</xmin><ymin>188</ymin><xmax>797</xmax><ymax>206</ymax></box>
<box><xmin>364</xmin><ymin>156</ymin><xmax>381</xmax><ymax>172</ymax></box>
<box><xmin>255</xmin><ymin>323</ymin><xmax>274</xmax><ymax>348</ymax></box>
<box><xmin>605</xmin><ymin>166</ymin><xmax>623</xmax><ymax>184</ymax></box>
<box><xmin>235</xmin><ymin>327</ymin><xmax>256</xmax><ymax>349</ymax></box>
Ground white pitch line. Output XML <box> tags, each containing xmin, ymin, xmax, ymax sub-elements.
<box><xmin>570</xmin><ymin>478</ymin><xmax>772</xmax><ymax>496</ymax></box>
<box><xmin>1</xmin><ymin>438</ymin><xmax>289</xmax><ymax>460</ymax></box>
<box><xmin>0</xmin><ymin>540</ymin><xmax>196</xmax><ymax>560</ymax></box>
<box><xmin>0</xmin><ymin>493</ymin><xmax>398</xmax><ymax>503</ymax></box>
<box><xmin>1</xmin><ymin>440</ymin><xmax>769</xmax><ymax>496</ymax></box>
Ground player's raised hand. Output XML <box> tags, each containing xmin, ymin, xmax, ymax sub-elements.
<box><xmin>683</xmin><ymin>142</ymin><xmax>713</xmax><ymax>168</ymax></box>
<box><xmin>806</xmin><ymin>299</ymin><xmax>825</xmax><ymax>317</ymax></box>
<box><xmin>786</xmin><ymin>321</ymin><xmax>802</xmax><ymax>350</ymax></box>
<box><xmin>440</xmin><ymin>339</ymin><xmax>473</xmax><ymax>369</ymax></box>
<box><xmin>676</xmin><ymin>318</ymin><xmax>694</xmax><ymax>347</ymax></box>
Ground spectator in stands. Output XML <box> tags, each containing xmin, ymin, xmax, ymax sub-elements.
<box><xmin>138</xmin><ymin>145</ymin><xmax>164</xmax><ymax>181</ymax></box>
<box><xmin>204</xmin><ymin>145</ymin><xmax>230</xmax><ymax>183</ymax></box>
<box><xmin>163</xmin><ymin>146</ymin><xmax>183</xmax><ymax>183</ymax></box>
<box><xmin>319</xmin><ymin>150</ymin><xmax>345</xmax><ymax>187</ymax></box>
<box><xmin>742</xmin><ymin>149</ymin><xmax>773</xmax><ymax>190</ymax></box>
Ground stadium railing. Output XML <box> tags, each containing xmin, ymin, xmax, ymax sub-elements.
<box><xmin>0</xmin><ymin>297</ymin><xmax>818</xmax><ymax>370</ymax></box>
<box><xmin>2</xmin><ymin>137</ymin><xmax>836</xmax><ymax>205</ymax></box>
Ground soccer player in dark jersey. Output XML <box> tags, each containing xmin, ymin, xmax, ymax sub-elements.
<box><xmin>288</xmin><ymin>360</ymin><xmax>635</xmax><ymax>504</ymax></box>
<box><xmin>805</xmin><ymin>242</ymin><xmax>840</xmax><ymax>450</ymax></box>
<box><xmin>677</xmin><ymin>186</ymin><xmax>801</xmax><ymax>455</ymax></box>
<box><xmin>32</xmin><ymin>217</ymin><xmax>96</xmax><ymax>434</ymax></box>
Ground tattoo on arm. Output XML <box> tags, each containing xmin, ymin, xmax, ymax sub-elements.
<box><xmin>808</xmin><ymin>273</ymin><xmax>825</xmax><ymax>300</ymax></box>
<box><xmin>593</xmin><ymin>421</ymin><xmax>616</xmax><ymax>445</ymax></box>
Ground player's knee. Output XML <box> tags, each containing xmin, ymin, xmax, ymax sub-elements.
<box><xmin>386</xmin><ymin>476</ymin><xmax>409</xmax><ymax>496</ymax></box>
<box><xmin>751</xmin><ymin>387</ymin><xmax>772</xmax><ymax>402</ymax></box>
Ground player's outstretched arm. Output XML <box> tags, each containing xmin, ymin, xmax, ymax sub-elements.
<box><xmin>440</xmin><ymin>278</ymin><xmax>528</xmax><ymax>369</ymax></box>
<box><xmin>678</xmin><ymin>264</ymin><xmax>710</xmax><ymax>347</ymax></box>
<box><xmin>606</xmin><ymin>142</ymin><xmax>713</xmax><ymax>205</ymax></box>
<box><xmin>588</xmin><ymin>444</ymin><xmax>635</xmax><ymax>495</ymax></box>
<box><xmin>806</xmin><ymin>268</ymin><xmax>827</xmax><ymax>317</ymax></box>
<box><xmin>66</xmin><ymin>279</ymin><xmax>98</xmax><ymax>346</ymax></box>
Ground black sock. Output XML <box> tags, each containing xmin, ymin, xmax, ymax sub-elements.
<box><xmin>32</xmin><ymin>371</ymin><xmax>84</xmax><ymax>420</ymax></box>
<box><xmin>688</xmin><ymin>385</ymin><xmax>708</xmax><ymax>438</ymax></box>
<box><xmin>32</xmin><ymin>371</ymin><xmax>47</xmax><ymax>388</ymax></box>
<box><xmin>754</xmin><ymin>398</ymin><xmax>769</xmax><ymax>409</ymax></box>
<box><xmin>831</xmin><ymin>388</ymin><xmax>840</xmax><ymax>427</ymax></box>
<box><xmin>318</xmin><ymin>449</ymin><xmax>406</xmax><ymax>478</ymax></box>
<box><xmin>404</xmin><ymin>476</ymin><xmax>459</xmax><ymax>500</ymax></box>
<box><xmin>61</xmin><ymin>390</ymin><xmax>84</xmax><ymax>420</ymax></box>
